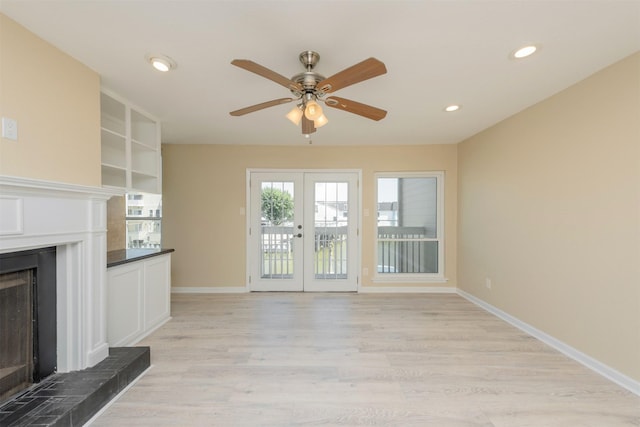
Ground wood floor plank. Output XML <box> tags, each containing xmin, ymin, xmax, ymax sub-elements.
<box><xmin>90</xmin><ymin>293</ymin><xmax>640</xmax><ymax>426</ymax></box>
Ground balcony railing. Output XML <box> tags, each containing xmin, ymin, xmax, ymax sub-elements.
<box><xmin>377</xmin><ymin>226</ymin><xmax>438</xmax><ymax>274</ymax></box>
<box><xmin>260</xmin><ymin>225</ymin><xmax>348</xmax><ymax>279</ymax></box>
<box><xmin>260</xmin><ymin>225</ymin><xmax>438</xmax><ymax>278</ymax></box>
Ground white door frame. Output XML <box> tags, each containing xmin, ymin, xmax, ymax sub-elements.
<box><xmin>246</xmin><ymin>168</ymin><xmax>362</xmax><ymax>292</ymax></box>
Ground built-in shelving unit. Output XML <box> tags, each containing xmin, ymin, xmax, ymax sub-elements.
<box><xmin>100</xmin><ymin>91</ymin><xmax>161</xmax><ymax>193</ymax></box>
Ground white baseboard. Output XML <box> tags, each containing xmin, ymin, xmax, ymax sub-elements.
<box><xmin>457</xmin><ymin>289</ymin><xmax>640</xmax><ymax>397</ymax></box>
<box><xmin>130</xmin><ymin>317</ymin><xmax>172</xmax><ymax>346</ymax></box>
<box><xmin>359</xmin><ymin>286</ymin><xmax>456</xmax><ymax>293</ymax></box>
<box><xmin>171</xmin><ymin>286</ymin><xmax>248</xmax><ymax>294</ymax></box>
<box><xmin>172</xmin><ymin>286</ymin><xmax>455</xmax><ymax>294</ymax></box>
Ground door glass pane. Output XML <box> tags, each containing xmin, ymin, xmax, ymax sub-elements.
<box><xmin>314</xmin><ymin>182</ymin><xmax>348</xmax><ymax>279</ymax></box>
<box><xmin>261</xmin><ymin>182</ymin><xmax>295</xmax><ymax>279</ymax></box>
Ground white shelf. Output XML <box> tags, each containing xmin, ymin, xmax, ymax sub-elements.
<box><xmin>131</xmin><ymin>110</ymin><xmax>157</xmax><ymax>149</ymax></box>
<box><xmin>102</xmin><ymin>164</ymin><xmax>127</xmax><ymax>188</ymax></box>
<box><xmin>131</xmin><ymin>141</ymin><xmax>157</xmax><ymax>177</ymax></box>
<box><xmin>100</xmin><ymin>93</ymin><xmax>126</xmax><ymax>135</ymax></box>
<box><xmin>100</xmin><ymin>91</ymin><xmax>161</xmax><ymax>193</ymax></box>
<box><xmin>132</xmin><ymin>172</ymin><xmax>159</xmax><ymax>194</ymax></box>
<box><xmin>101</xmin><ymin>129</ymin><xmax>126</xmax><ymax>169</ymax></box>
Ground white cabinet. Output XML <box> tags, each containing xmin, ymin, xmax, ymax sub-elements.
<box><xmin>107</xmin><ymin>263</ymin><xmax>144</xmax><ymax>346</ymax></box>
<box><xmin>107</xmin><ymin>254</ymin><xmax>171</xmax><ymax>347</ymax></box>
<box><xmin>101</xmin><ymin>91</ymin><xmax>162</xmax><ymax>193</ymax></box>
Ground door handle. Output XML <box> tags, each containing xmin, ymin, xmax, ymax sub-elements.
<box><xmin>296</xmin><ymin>233</ymin><xmax>303</xmax><ymax>238</ymax></box>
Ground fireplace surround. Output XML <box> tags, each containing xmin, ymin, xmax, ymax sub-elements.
<box><xmin>0</xmin><ymin>246</ymin><xmax>57</xmax><ymax>400</ymax></box>
<box><xmin>0</xmin><ymin>176</ymin><xmax>122</xmax><ymax>376</ymax></box>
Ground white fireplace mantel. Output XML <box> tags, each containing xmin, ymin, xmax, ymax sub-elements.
<box><xmin>0</xmin><ymin>175</ymin><xmax>123</xmax><ymax>372</ymax></box>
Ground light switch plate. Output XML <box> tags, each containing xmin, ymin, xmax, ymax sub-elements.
<box><xmin>2</xmin><ymin>117</ymin><xmax>18</xmax><ymax>141</ymax></box>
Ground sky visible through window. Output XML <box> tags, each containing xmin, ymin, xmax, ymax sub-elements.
<box><xmin>377</xmin><ymin>178</ymin><xmax>398</xmax><ymax>203</ymax></box>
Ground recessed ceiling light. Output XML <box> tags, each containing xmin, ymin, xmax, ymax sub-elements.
<box><xmin>511</xmin><ymin>45</ymin><xmax>538</xmax><ymax>59</ymax></box>
<box><xmin>444</xmin><ymin>105</ymin><xmax>461</xmax><ymax>112</ymax></box>
<box><xmin>145</xmin><ymin>54</ymin><xmax>177</xmax><ymax>72</ymax></box>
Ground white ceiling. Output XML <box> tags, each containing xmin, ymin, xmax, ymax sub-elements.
<box><xmin>2</xmin><ymin>1</ymin><xmax>639</xmax><ymax>146</ymax></box>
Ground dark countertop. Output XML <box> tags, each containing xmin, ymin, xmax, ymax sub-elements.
<box><xmin>107</xmin><ymin>248</ymin><xmax>175</xmax><ymax>268</ymax></box>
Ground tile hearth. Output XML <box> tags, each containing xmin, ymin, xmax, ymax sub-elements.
<box><xmin>0</xmin><ymin>347</ymin><xmax>150</xmax><ymax>427</ymax></box>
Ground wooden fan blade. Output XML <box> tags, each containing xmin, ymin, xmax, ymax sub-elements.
<box><xmin>316</xmin><ymin>58</ymin><xmax>387</xmax><ymax>94</ymax></box>
<box><xmin>301</xmin><ymin>116</ymin><xmax>316</xmax><ymax>134</ymax></box>
<box><xmin>324</xmin><ymin>96</ymin><xmax>387</xmax><ymax>121</ymax></box>
<box><xmin>231</xmin><ymin>59</ymin><xmax>303</xmax><ymax>92</ymax></box>
<box><xmin>229</xmin><ymin>98</ymin><xmax>294</xmax><ymax>116</ymax></box>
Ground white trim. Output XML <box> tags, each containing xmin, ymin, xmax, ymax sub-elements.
<box><xmin>247</xmin><ymin>168</ymin><xmax>362</xmax><ymax>174</ymax></box>
<box><xmin>0</xmin><ymin>175</ymin><xmax>124</xmax><ymax>198</ymax></box>
<box><xmin>359</xmin><ymin>286</ymin><xmax>456</xmax><ymax>293</ymax></box>
<box><xmin>245</xmin><ymin>169</ymin><xmax>252</xmax><ymax>291</ymax></box>
<box><xmin>0</xmin><ymin>196</ymin><xmax>23</xmax><ymax>235</ymax></box>
<box><xmin>171</xmin><ymin>286</ymin><xmax>248</xmax><ymax>294</ymax></box>
<box><xmin>171</xmin><ymin>285</ymin><xmax>457</xmax><ymax>294</ymax></box>
<box><xmin>457</xmin><ymin>289</ymin><xmax>640</xmax><ymax>397</ymax></box>
<box><xmin>372</xmin><ymin>275</ymin><xmax>448</xmax><ymax>284</ymax></box>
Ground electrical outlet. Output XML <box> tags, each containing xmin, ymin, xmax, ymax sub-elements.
<box><xmin>485</xmin><ymin>278</ymin><xmax>492</xmax><ymax>289</ymax></box>
<box><xmin>2</xmin><ymin>117</ymin><xmax>18</xmax><ymax>141</ymax></box>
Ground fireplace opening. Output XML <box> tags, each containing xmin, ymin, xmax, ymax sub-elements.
<box><xmin>0</xmin><ymin>247</ymin><xmax>56</xmax><ymax>402</ymax></box>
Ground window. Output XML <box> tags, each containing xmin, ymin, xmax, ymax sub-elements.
<box><xmin>125</xmin><ymin>192</ymin><xmax>162</xmax><ymax>249</ymax></box>
<box><xmin>375</xmin><ymin>172</ymin><xmax>444</xmax><ymax>282</ymax></box>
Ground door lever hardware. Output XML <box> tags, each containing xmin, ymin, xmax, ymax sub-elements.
<box><xmin>296</xmin><ymin>233</ymin><xmax>303</xmax><ymax>238</ymax></box>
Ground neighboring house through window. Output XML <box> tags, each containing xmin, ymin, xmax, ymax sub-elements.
<box><xmin>125</xmin><ymin>192</ymin><xmax>162</xmax><ymax>249</ymax></box>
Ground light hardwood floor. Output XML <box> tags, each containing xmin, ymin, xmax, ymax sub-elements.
<box><xmin>91</xmin><ymin>293</ymin><xmax>640</xmax><ymax>426</ymax></box>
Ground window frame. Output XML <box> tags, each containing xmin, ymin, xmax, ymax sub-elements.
<box><xmin>125</xmin><ymin>192</ymin><xmax>162</xmax><ymax>249</ymax></box>
<box><xmin>373</xmin><ymin>171</ymin><xmax>446</xmax><ymax>283</ymax></box>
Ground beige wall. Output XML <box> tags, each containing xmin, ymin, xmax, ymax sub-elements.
<box><xmin>162</xmin><ymin>144</ymin><xmax>457</xmax><ymax>289</ymax></box>
<box><xmin>458</xmin><ymin>53</ymin><xmax>640</xmax><ymax>382</ymax></box>
<box><xmin>0</xmin><ymin>14</ymin><xmax>101</xmax><ymax>186</ymax></box>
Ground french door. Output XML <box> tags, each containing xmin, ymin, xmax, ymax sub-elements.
<box><xmin>248</xmin><ymin>171</ymin><xmax>359</xmax><ymax>292</ymax></box>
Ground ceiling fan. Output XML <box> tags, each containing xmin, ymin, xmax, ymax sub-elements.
<box><xmin>229</xmin><ymin>51</ymin><xmax>387</xmax><ymax>135</ymax></box>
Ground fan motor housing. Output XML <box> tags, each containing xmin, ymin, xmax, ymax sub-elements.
<box><xmin>291</xmin><ymin>71</ymin><xmax>325</xmax><ymax>92</ymax></box>
<box><xmin>289</xmin><ymin>51</ymin><xmax>325</xmax><ymax>97</ymax></box>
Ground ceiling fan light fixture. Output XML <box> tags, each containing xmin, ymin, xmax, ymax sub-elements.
<box><xmin>314</xmin><ymin>113</ymin><xmax>329</xmax><ymax>128</ymax></box>
<box><xmin>286</xmin><ymin>105</ymin><xmax>304</xmax><ymax>125</ymax></box>
<box><xmin>229</xmin><ymin>51</ymin><xmax>388</xmax><ymax>135</ymax></box>
<box><xmin>304</xmin><ymin>100</ymin><xmax>323</xmax><ymax>120</ymax></box>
